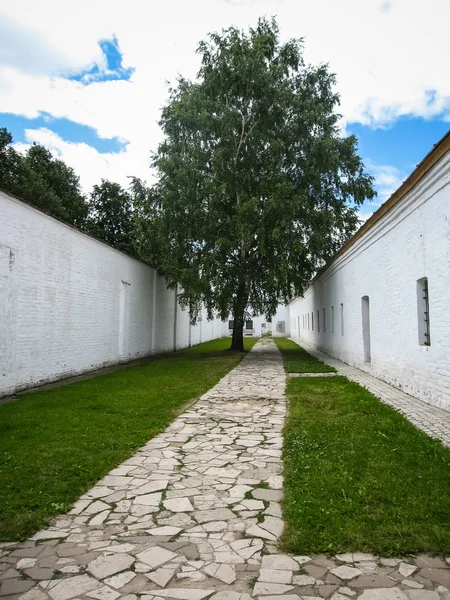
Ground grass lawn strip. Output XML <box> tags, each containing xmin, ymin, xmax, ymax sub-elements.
<box><xmin>274</xmin><ymin>337</ymin><xmax>336</xmax><ymax>373</ymax></box>
<box><xmin>280</xmin><ymin>370</ymin><xmax>450</xmax><ymax>554</ymax></box>
<box><xmin>0</xmin><ymin>337</ymin><xmax>257</xmax><ymax>541</ymax></box>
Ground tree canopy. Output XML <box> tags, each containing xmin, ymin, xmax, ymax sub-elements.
<box><xmin>0</xmin><ymin>128</ymin><xmax>88</xmax><ymax>226</ymax></box>
<box><xmin>87</xmin><ymin>179</ymin><xmax>135</xmax><ymax>254</ymax></box>
<box><xmin>0</xmin><ymin>127</ymin><xmax>145</xmax><ymax>255</ymax></box>
<box><xmin>138</xmin><ymin>18</ymin><xmax>376</xmax><ymax>350</ymax></box>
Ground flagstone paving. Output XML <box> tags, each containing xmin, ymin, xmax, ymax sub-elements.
<box><xmin>1</xmin><ymin>338</ymin><xmax>450</xmax><ymax>600</ymax></box>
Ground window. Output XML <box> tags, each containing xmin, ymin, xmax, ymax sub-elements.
<box><xmin>311</xmin><ymin>311</ymin><xmax>314</xmax><ymax>331</ymax></box>
<box><xmin>323</xmin><ymin>308</ymin><xmax>326</xmax><ymax>333</ymax></box>
<box><xmin>361</xmin><ymin>296</ymin><xmax>371</xmax><ymax>363</ymax></box>
<box><xmin>331</xmin><ymin>305</ymin><xmax>334</xmax><ymax>334</ymax></box>
<box><xmin>245</xmin><ymin>320</ymin><xmax>253</xmax><ymax>330</ymax></box>
<box><xmin>417</xmin><ymin>278</ymin><xmax>431</xmax><ymax>346</ymax></box>
<box><xmin>340</xmin><ymin>303</ymin><xmax>344</xmax><ymax>336</ymax></box>
<box><xmin>228</xmin><ymin>320</ymin><xmax>234</xmax><ymax>330</ymax></box>
<box><xmin>308</xmin><ymin>313</ymin><xmax>310</xmax><ymax>330</ymax></box>
<box><xmin>317</xmin><ymin>309</ymin><xmax>320</xmax><ymax>332</ymax></box>
<box><xmin>276</xmin><ymin>321</ymin><xmax>285</xmax><ymax>333</ymax></box>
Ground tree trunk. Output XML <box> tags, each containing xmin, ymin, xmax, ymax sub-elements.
<box><xmin>230</xmin><ymin>279</ymin><xmax>248</xmax><ymax>351</ymax></box>
<box><xmin>230</xmin><ymin>313</ymin><xmax>245</xmax><ymax>352</ymax></box>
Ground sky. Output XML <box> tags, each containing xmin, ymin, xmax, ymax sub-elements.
<box><xmin>1</xmin><ymin>0</ymin><xmax>449</xmax><ymax>221</ymax></box>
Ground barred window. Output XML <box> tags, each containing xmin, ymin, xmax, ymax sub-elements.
<box><xmin>417</xmin><ymin>278</ymin><xmax>431</xmax><ymax>346</ymax></box>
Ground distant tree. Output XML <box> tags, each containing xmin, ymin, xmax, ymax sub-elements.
<box><xmin>0</xmin><ymin>128</ymin><xmax>22</xmax><ymax>191</ymax></box>
<box><xmin>0</xmin><ymin>128</ymin><xmax>88</xmax><ymax>227</ymax></box>
<box><xmin>128</xmin><ymin>176</ymin><xmax>160</xmax><ymax>258</ymax></box>
<box><xmin>24</xmin><ymin>145</ymin><xmax>88</xmax><ymax>227</ymax></box>
<box><xmin>128</xmin><ymin>176</ymin><xmax>153</xmax><ymax>216</ymax></box>
<box><xmin>139</xmin><ymin>18</ymin><xmax>376</xmax><ymax>351</ymax></box>
<box><xmin>87</xmin><ymin>180</ymin><xmax>135</xmax><ymax>254</ymax></box>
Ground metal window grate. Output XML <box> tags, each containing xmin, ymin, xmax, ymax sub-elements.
<box><xmin>423</xmin><ymin>279</ymin><xmax>431</xmax><ymax>346</ymax></box>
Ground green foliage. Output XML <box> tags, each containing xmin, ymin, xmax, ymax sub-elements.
<box><xmin>128</xmin><ymin>176</ymin><xmax>160</xmax><ymax>258</ymax></box>
<box><xmin>0</xmin><ymin>337</ymin><xmax>257</xmax><ymax>541</ymax></box>
<box><xmin>138</xmin><ymin>18</ymin><xmax>376</xmax><ymax>349</ymax></box>
<box><xmin>0</xmin><ymin>128</ymin><xmax>23</xmax><ymax>192</ymax></box>
<box><xmin>0</xmin><ymin>128</ymin><xmax>88</xmax><ymax>226</ymax></box>
<box><xmin>0</xmin><ymin>128</ymin><xmax>155</xmax><ymax>256</ymax></box>
<box><xmin>26</xmin><ymin>145</ymin><xmax>88</xmax><ymax>226</ymax></box>
<box><xmin>87</xmin><ymin>179</ymin><xmax>136</xmax><ymax>254</ymax></box>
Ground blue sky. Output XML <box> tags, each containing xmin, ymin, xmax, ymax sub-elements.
<box><xmin>2</xmin><ymin>112</ymin><xmax>126</xmax><ymax>154</ymax></box>
<box><xmin>67</xmin><ymin>37</ymin><xmax>135</xmax><ymax>85</ymax></box>
<box><xmin>1</xmin><ymin>36</ymin><xmax>130</xmax><ymax>154</ymax></box>
<box><xmin>1</xmin><ymin>0</ymin><xmax>449</xmax><ymax>211</ymax></box>
<box><xmin>350</xmin><ymin>118</ymin><xmax>449</xmax><ymax>173</ymax></box>
<box><xmin>348</xmin><ymin>117</ymin><xmax>450</xmax><ymax>218</ymax></box>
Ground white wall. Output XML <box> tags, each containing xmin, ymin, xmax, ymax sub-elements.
<box><xmin>269</xmin><ymin>304</ymin><xmax>291</xmax><ymax>337</ymax></box>
<box><xmin>289</xmin><ymin>150</ymin><xmax>450</xmax><ymax>411</ymax></box>
<box><xmin>222</xmin><ymin>304</ymin><xmax>291</xmax><ymax>338</ymax></box>
<box><xmin>0</xmin><ymin>191</ymin><xmax>223</xmax><ymax>397</ymax></box>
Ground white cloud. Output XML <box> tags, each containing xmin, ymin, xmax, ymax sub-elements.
<box><xmin>365</xmin><ymin>161</ymin><xmax>405</xmax><ymax>203</ymax></box>
<box><xmin>1</xmin><ymin>0</ymin><xmax>449</xmax><ymax>190</ymax></box>
<box><xmin>355</xmin><ymin>159</ymin><xmax>405</xmax><ymax>222</ymax></box>
<box><xmin>0</xmin><ymin>14</ymin><xmax>79</xmax><ymax>75</ymax></box>
<box><xmin>15</xmin><ymin>128</ymin><xmax>152</xmax><ymax>192</ymax></box>
<box><xmin>379</xmin><ymin>1</ymin><xmax>392</xmax><ymax>14</ymax></box>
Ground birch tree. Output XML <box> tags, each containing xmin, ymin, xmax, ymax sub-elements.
<box><xmin>141</xmin><ymin>18</ymin><xmax>375</xmax><ymax>350</ymax></box>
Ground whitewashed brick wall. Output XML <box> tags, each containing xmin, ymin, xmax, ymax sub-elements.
<box><xmin>289</xmin><ymin>151</ymin><xmax>450</xmax><ymax>411</ymax></box>
<box><xmin>221</xmin><ymin>305</ymin><xmax>291</xmax><ymax>338</ymax></box>
<box><xmin>0</xmin><ymin>191</ymin><xmax>223</xmax><ymax>397</ymax></box>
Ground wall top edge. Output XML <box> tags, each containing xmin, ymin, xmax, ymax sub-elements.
<box><xmin>0</xmin><ymin>188</ymin><xmax>157</xmax><ymax>271</ymax></box>
<box><xmin>290</xmin><ymin>128</ymin><xmax>450</xmax><ymax>304</ymax></box>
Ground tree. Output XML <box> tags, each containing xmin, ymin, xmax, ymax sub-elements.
<box><xmin>0</xmin><ymin>128</ymin><xmax>22</xmax><ymax>192</ymax></box>
<box><xmin>139</xmin><ymin>18</ymin><xmax>376</xmax><ymax>350</ymax></box>
<box><xmin>87</xmin><ymin>180</ymin><xmax>135</xmax><ymax>254</ymax></box>
<box><xmin>25</xmin><ymin>145</ymin><xmax>88</xmax><ymax>227</ymax></box>
<box><xmin>0</xmin><ymin>128</ymin><xmax>88</xmax><ymax>227</ymax></box>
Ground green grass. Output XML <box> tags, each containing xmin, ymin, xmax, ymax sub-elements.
<box><xmin>281</xmin><ymin>376</ymin><xmax>450</xmax><ymax>555</ymax></box>
<box><xmin>0</xmin><ymin>337</ymin><xmax>257</xmax><ymax>541</ymax></box>
<box><xmin>274</xmin><ymin>337</ymin><xmax>336</xmax><ymax>373</ymax></box>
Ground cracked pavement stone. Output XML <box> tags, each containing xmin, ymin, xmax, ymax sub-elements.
<box><xmin>2</xmin><ymin>339</ymin><xmax>450</xmax><ymax>600</ymax></box>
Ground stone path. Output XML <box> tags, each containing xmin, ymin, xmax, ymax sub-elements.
<box><xmin>287</xmin><ymin>373</ymin><xmax>337</xmax><ymax>378</ymax></box>
<box><xmin>292</xmin><ymin>339</ymin><xmax>450</xmax><ymax>447</ymax></box>
<box><xmin>1</xmin><ymin>339</ymin><xmax>450</xmax><ymax>600</ymax></box>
